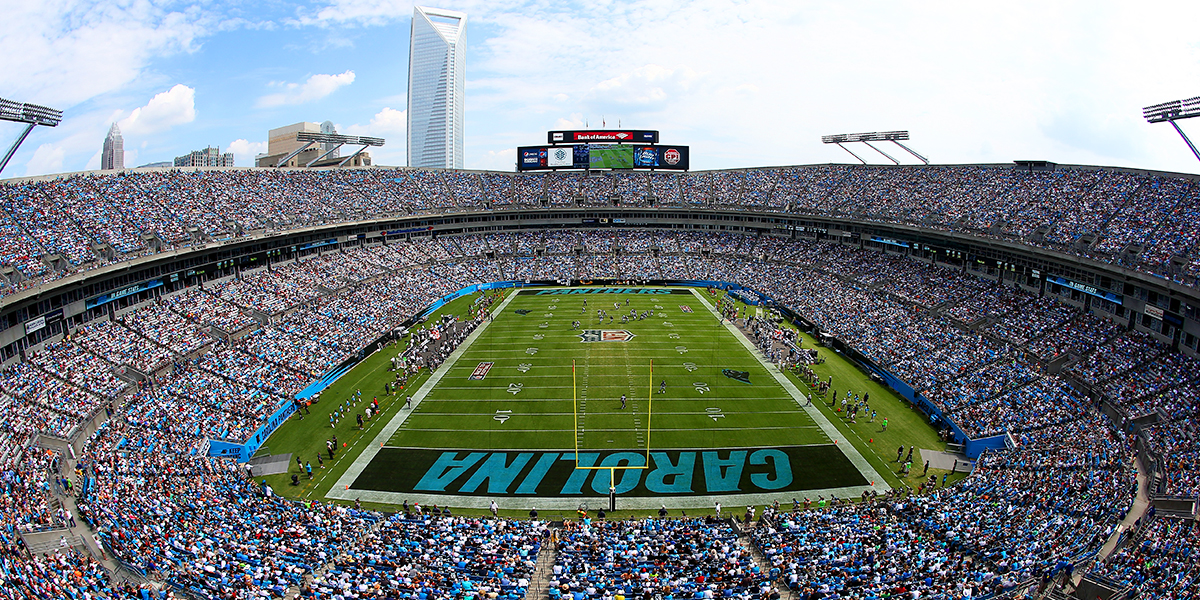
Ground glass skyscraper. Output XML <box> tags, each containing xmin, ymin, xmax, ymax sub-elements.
<box><xmin>407</xmin><ymin>6</ymin><xmax>466</xmax><ymax>169</ymax></box>
<box><xmin>101</xmin><ymin>123</ymin><xmax>124</xmax><ymax>170</ymax></box>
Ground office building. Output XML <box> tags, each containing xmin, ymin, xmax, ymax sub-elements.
<box><xmin>101</xmin><ymin>123</ymin><xmax>124</xmax><ymax>170</ymax></box>
<box><xmin>321</xmin><ymin>121</ymin><xmax>340</xmax><ymax>159</ymax></box>
<box><xmin>174</xmin><ymin>146</ymin><xmax>235</xmax><ymax>168</ymax></box>
<box><xmin>407</xmin><ymin>6</ymin><xmax>466</xmax><ymax>169</ymax></box>
<box><xmin>267</xmin><ymin>122</ymin><xmax>321</xmax><ymax>157</ymax></box>
<box><xmin>256</xmin><ymin>121</ymin><xmax>372</xmax><ymax>168</ymax></box>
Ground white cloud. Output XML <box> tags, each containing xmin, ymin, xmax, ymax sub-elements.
<box><xmin>0</xmin><ymin>1</ymin><xmax>210</xmax><ymax>108</ymax></box>
<box><xmin>9</xmin><ymin>0</ymin><xmax>1200</xmax><ymax>176</ymax></box>
<box><xmin>84</xmin><ymin>149</ymin><xmax>102</xmax><ymax>172</ymax></box>
<box><xmin>295</xmin><ymin>0</ymin><xmax>416</xmax><ymax>27</ymax></box>
<box><xmin>118</xmin><ymin>85</ymin><xmax>197</xmax><ymax>137</ymax></box>
<box><xmin>257</xmin><ymin>71</ymin><xmax>356</xmax><ymax>108</ymax></box>
<box><xmin>342</xmin><ymin>107</ymin><xmax>406</xmax><ymax>136</ymax></box>
<box><xmin>21</xmin><ymin>109</ymin><xmax>121</xmax><ymax>176</ymax></box>
<box><xmin>25</xmin><ymin>144</ymin><xmax>66</xmax><ymax>176</ymax></box>
<box><xmin>553</xmin><ymin>114</ymin><xmax>585</xmax><ymax>129</ymax></box>
<box><xmin>227</xmin><ymin>139</ymin><xmax>268</xmax><ymax>166</ymax></box>
<box><xmin>474</xmin><ymin>147</ymin><xmax>516</xmax><ymax>171</ymax></box>
<box><xmin>340</xmin><ymin>107</ymin><xmax>407</xmax><ymax>165</ymax></box>
<box><xmin>451</xmin><ymin>0</ymin><xmax>1200</xmax><ymax>173</ymax></box>
<box><xmin>584</xmin><ymin>65</ymin><xmax>704</xmax><ymax>110</ymax></box>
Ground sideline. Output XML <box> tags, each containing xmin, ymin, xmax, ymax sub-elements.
<box><xmin>326</xmin><ymin>291</ymin><xmax>522</xmax><ymax>500</ymax></box>
<box><xmin>329</xmin><ymin>286</ymin><xmax>891</xmax><ymax>510</ymax></box>
<box><xmin>690</xmin><ymin>288</ymin><xmax>891</xmax><ymax>494</ymax></box>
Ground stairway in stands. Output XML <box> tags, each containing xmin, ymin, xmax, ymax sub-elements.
<box><xmin>526</xmin><ymin>530</ymin><xmax>559</xmax><ymax>600</ymax></box>
<box><xmin>738</xmin><ymin>519</ymin><xmax>798</xmax><ymax>600</ymax></box>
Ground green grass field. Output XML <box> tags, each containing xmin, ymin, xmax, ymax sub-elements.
<box><xmin>262</xmin><ymin>286</ymin><xmax>966</xmax><ymax>517</ymax></box>
<box><xmin>390</xmin><ymin>289</ymin><xmax>826</xmax><ymax>451</ymax></box>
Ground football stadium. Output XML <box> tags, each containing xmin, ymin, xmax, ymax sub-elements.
<box><xmin>2</xmin><ymin>3</ymin><xmax>1200</xmax><ymax>600</ymax></box>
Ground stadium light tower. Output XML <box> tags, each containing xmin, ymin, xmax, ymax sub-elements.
<box><xmin>274</xmin><ymin>131</ymin><xmax>385</xmax><ymax>168</ymax></box>
<box><xmin>1143</xmin><ymin>96</ymin><xmax>1200</xmax><ymax>164</ymax></box>
<box><xmin>0</xmin><ymin>97</ymin><xmax>63</xmax><ymax>176</ymax></box>
<box><xmin>821</xmin><ymin>131</ymin><xmax>928</xmax><ymax>165</ymax></box>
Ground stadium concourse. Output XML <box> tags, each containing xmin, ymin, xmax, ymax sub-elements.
<box><xmin>0</xmin><ymin>167</ymin><xmax>1195</xmax><ymax>598</ymax></box>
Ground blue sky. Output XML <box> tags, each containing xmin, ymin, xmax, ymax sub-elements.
<box><xmin>2</xmin><ymin>0</ymin><xmax>1199</xmax><ymax>177</ymax></box>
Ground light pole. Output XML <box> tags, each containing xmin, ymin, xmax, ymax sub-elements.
<box><xmin>1143</xmin><ymin>97</ymin><xmax>1200</xmax><ymax>164</ymax></box>
<box><xmin>0</xmin><ymin>98</ymin><xmax>63</xmax><ymax>176</ymax></box>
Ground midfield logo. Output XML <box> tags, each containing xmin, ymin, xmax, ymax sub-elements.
<box><xmin>469</xmin><ymin>362</ymin><xmax>494</xmax><ymax>380</ymax></box>
<box><xmin>578</xmin><ymin>329</ymin><xmax>636</xmax><ymax>343</ymax></box>
<box><xmin>514</xmin><ymin>309</ymin><xmax>531</xmax><ymax>315</ymax></box>
<box><xmin>723</xmin><ymin>369</ymin><xmax>751</xmax><ymax>384</ymax></box>
<box><xmin>679</xmin><ymin>305</ymin><xmax>693</xmax><ymax>313</ymax></box>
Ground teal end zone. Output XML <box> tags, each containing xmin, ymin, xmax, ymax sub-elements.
<box><xmin>349</xmin><ymin>445</ymin><xmax>866</xmax><ymax>497</ymax></box>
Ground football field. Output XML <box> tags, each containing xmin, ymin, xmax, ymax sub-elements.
<box><xmin>329</xmin><ymin>287</ymin><xmax>887</xmax><ymax>510</ymax></box>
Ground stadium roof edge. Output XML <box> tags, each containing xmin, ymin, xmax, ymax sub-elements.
<box><xmin>4</xmin><ymin>161</ymin><xmax>1200</xmax><ymax>186</ymax></box>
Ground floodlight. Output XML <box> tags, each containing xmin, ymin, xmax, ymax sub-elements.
<box><xmin>276</xmin><ymin>131</ymin><xmax>385</xmax><ymax>167</ymax></box>
<box><xmin>0</xmin><ymin>97</ymin><xmax>64</xmax><ymax>175</ymax></box>
<box><xmin>1143</xmin><ymin>96</ymin><xmax>1200</xmax><ymax>163</ymax></box>
<box><xmin>821</xmin><ymin>130</ymin><xmax>927</xmax><ymax>164</ymax></box>
<box><xmin>1143</xmin><ymin>97</ymin><xmax>1200</xmax><ymax>124</ymax></box>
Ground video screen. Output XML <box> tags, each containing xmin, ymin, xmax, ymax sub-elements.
<box><xmin>634</xmin><ymin>146</ymin><xmax>660</xmax><ymax>167</ymax></box>
<box><xmin>588</xmin><ymin>145</ymin><xmax>634</xmax><ymax>169</ymax></box>
<box><xmin>517</xmin><ymin>147</ymin><xmax>547</xmax><ymax>170</ymax></box>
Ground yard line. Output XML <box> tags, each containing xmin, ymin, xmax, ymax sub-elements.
<box><xmin>396</xmin><ymin>426</ymin><xmax>823</xmax><ymax>433</ymax></box>
<box><xmin>409</xmin><ymin>410</ymin><xmax>809</xmax><ymax>416</ymax></box>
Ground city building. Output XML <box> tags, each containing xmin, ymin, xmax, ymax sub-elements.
<box><xmin>266</xmin><ymin>122</ymin><xmax>321</xmax><ymax>158</ymax></box>
<box><xmin>255</xmin><ymin>121</ymin><xmax>373</xmax><ymax>168</ymax></box>
<box><xmin>174</xmin><ymin>146</ymin><xmax>235</xmax><ymax>168</ymax></box>
<box><xmin>321</xmin><ymin>121</ymin><xmax>340</xmax><ymax>159</ymax></box>
<box><xmin>101</xmin><ymin>123</ymin><xmax>123</xmax><ymax>170</ymax></box>
<box><xmin>407</xmin><ymin>6</ymin><xmax>466</xmax><ymax>169</ymax></box>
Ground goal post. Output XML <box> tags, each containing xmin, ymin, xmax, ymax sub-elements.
<box><xmin>572</xmin><ymin>359</ymin><xmax>654</xmax><ymax>498</ymax></box>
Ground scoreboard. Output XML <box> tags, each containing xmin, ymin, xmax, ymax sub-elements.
<box><xmin>547</xmin><ymin>130</ymin><xmax>659</xmax><ymax>144</ymax></box>
<box><xmin>517</xmin><ymin>128</ymin><xmax>688</xmax><ymax>172</ymax></box>
<box><xmin>519</xmin><ymin>141</ymin><xmax>688</xmax><ymax>173</ymax></box>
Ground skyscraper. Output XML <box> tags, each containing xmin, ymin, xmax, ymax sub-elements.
<box><xmin>407</xmin><ymin>6</ymin><xmax>466</xmax><ymax>169</ymax></box>
<box><xmin>101</xmin><ymin>123</ymin><xmax>124</xmax><ymax>170</ymax></box>
<box><xmin>320</xmin><ymin>121</ymin><xmax>341</xmax><ymax>159</ymax></box>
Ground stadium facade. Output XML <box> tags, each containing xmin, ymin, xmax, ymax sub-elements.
<box><xmin>406</xmin><ymin>6</ymin><xmax>466</xmax><ymax>169</ymax></box>
<box><xmin>1</xmin><ymin>162</ymin><xmax>1198</xmax><ymax>596</ymax></box>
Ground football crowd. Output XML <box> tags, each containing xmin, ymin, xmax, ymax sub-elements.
<box><xmin>0</xmin><ymin>227</ymin><xmax>1193</xmax><ymax>597</ymax></box>
<box><xmin>2</xmin><ymin>166</ymin><xmax>1200</xmax><ymax>298</ymax></box>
